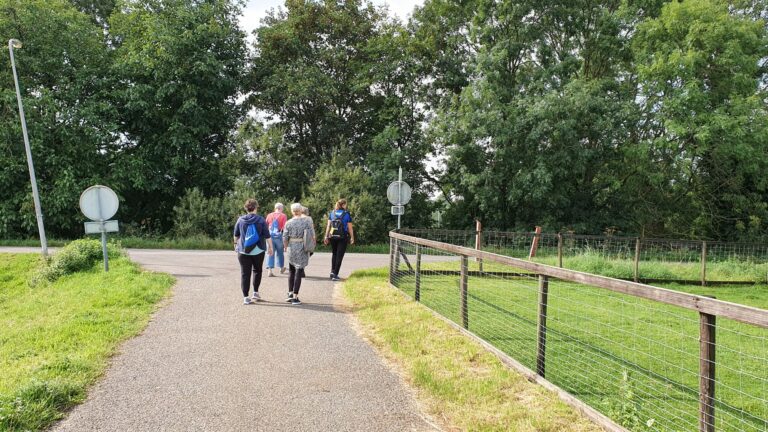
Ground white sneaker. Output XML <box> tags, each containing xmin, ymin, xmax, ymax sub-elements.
<box><xmin>243</xmin><ymin>297</ymin><xmax>251</xmax><ymax>305</ymax></box>
<box><xmin>251</xmin><ymin>292</ymin><xmax>261</xmax><ymax>302</ymax></box>
<box><xmin>280</xmin><ymin>267</ymin><xmax>286</xmax><ymax>274</ymax></box>
<box><xmin>267</xmin><ymin>269</ymin><xmax>275</xmax><ymax>277</ymax></box>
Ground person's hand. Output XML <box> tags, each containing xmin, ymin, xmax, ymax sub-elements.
<box><xmin>323</xmin><ymin>237</ymin><xmax>329</xmax><ymax>245</ymax></box>
<box><xmin>267</xmin><ymin>247</ymin><xmax>274</xmax><ymax>256</ymax></box>
<box><xmin>350</xmin><ymin>238</ymin><xmax>355</xmax><ymax>245</ymax></box>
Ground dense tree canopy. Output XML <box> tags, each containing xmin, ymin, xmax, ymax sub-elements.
<box><xmin>1</xmin><ymin>0</ymin><xmax>767</xmax><ymax>242</ymax></box>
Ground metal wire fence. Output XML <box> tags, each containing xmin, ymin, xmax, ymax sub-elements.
<box><xmin>389</xmin><ymin>232</ymin><xmax>768</xmax><ymax>432</ymax></box>
<box><xmin>400</xmin><ymin>229</ymin><xmax>768</xmax><ymax>285</ymax></box>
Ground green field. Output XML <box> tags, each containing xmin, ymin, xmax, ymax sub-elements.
<box><xmin>0</xmin><ymin>253</ymin><xmax>173</xmax><ymax>431</ymax></box>
<box><xmin>392</xmin><ymin>259</ymin><xmax>768</xmax><ymax>432</ymax></box>
<box><xmin>471</xmin><ymin>246</ymin><xmax>768</xmax><ymax>283</ymax></box>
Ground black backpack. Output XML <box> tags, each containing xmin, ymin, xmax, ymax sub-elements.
<box><xmin>329</xmin><ymin>210</ymin><xmax>348</xmax><ymax>239</ymax></box>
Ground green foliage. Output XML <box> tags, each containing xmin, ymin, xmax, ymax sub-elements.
<box><xmin>30</xmin><ymin>239</ymin><xmax>122</xmax><ymax>286</ymax></box>
<box><xmin>3</xmin><ymin>0</ymin><xmax>768</xmax><ymax>244</ymax></box>
<box><xmin>632</xmin><ymin>0</ymin><xmax>768</xmax><ymax>239</ymax></box>
<box><xmin>0</xmin><ymin>0</ymin><xmax>115</xmax><ymax>238</ymax></box>
<box><xmin>302</xmin><ymin>150</ymin><xmax>390</xmax><ymax>244</ymax></box>
<box><xmin>603</xmin><ymin>370</ymin><xmax>655</xmax><ymax>431</ymax></box>
<box><xmin>172</xmin><ymin>177</ymin><xmax>267</xmax><ymax>240</ymax></box>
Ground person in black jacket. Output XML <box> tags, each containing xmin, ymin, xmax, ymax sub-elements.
<box><xmin>233</xmin><ymin>199</ymin><xmax>272</xmax><ymax>305</ymax></box>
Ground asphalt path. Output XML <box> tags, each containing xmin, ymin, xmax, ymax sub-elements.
<box><xmin>0</xmin><ymin>248</ymin><xmax>440</xmax><ymax>431</ymax></box>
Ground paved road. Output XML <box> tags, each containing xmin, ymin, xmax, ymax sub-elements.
<box><xmin>0</xmin><ymin>248</ymin><xmax>439</xmax><ymax>431</ymax></box>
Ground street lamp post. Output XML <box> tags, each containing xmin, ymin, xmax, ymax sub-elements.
<box><xmin>9</xmin><ymin>39</ymin><xmax>48</xmax><ymax>257</ymax></box>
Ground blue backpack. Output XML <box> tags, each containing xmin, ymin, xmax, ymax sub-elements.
<box><xmin>269</xmin><ymin>217</ymin><xmax>281</xmax><ymax>237</ymax></box>
<box><xmin>243</xmin><ymin>222</ymin><xmax>260</xmax><ymax>253</ymax></box>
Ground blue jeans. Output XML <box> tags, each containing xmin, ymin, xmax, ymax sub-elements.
<box><xmin>266</xmin><ymin>235</ymin><xmax>284</xmax><ymax>269</ymax></box>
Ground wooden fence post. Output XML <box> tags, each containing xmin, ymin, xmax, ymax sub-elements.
<box><xmin>536</xmin><ymin>275</ymin><xmax>549</xmax><ymax>377</ymax></box>
<box><xmin>389</xmin><ymin>237</ymin><xmax>394</xmax><ymax>285</ymax></box>
<box><xmin>634</xmin><ymin>238</ymin><xmax>641</xmax><ymax>283</ymax></box>
<box><xmin>699</xmin><ymin>311</ymin><xmax>716</xmax><ymax>432</ymax></box>
<box><xmin>415</xmin><ymin>244</ymin><xmax>421</xmax><ymax>302</ymax></box>
<box><xmin>701</xmin><ymin>241</ymin><xmax>708</xmax><ymax>287</ymax></box>
<box><xmin>557</xmin><ymin>233</ymin><xmax>563</xmax><ymax>268</ymax></box>
<box><xmin>460</xmin><ymin>255</ymin><xmax>468</xmax><ymax>329</ymax></box>
<box><xmin>529</xmin><ymin>226</ymin><xmax>542</xmax><ymax>259</ymax></box>
<box><xmin>475</xmin><ymin>219</ymin><xmax>483</xmax><ymax>272</ymax></box>
<box><xmin>394</xmin><ymin>239</ymin><xmax>401</xmax><ymax>284</ymax></box>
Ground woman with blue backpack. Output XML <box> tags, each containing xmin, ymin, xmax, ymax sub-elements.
<box><xmin>233</xmin><ymin>199</ymin><xmax>272</xmax><ymax>305</ymax></box>
<box><xmin>323</xmin><ymin>198</ymin><xmax>355</xmax><ymax>281</ymax></box>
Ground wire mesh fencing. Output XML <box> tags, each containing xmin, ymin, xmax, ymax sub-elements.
<box><xmin>389</xmin><ymin>232</ymin><xmax>768</xmax><ymax>432</ymax></box>
<box><xmin>400</xmin><ymin>229</ymin><xmax>768</xmax><ymax>285</ymax></box>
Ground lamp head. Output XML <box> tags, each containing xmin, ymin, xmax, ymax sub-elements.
<box><xmin>9</xmin><ymin>39</ymin><xmax>22</xmax><ymax>49</ymax></box>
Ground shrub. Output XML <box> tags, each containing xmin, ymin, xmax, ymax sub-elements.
<box><xmin>30</xmin><ymin>239</ymin><xmax>123</xmax><ymax>286</ymax></box>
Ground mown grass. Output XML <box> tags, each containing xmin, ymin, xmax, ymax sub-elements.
<box><xmin>393</xmin><ymin>259</ymin><xmax>768</xmax><ymax>432</ymax></box>
<box><xmin>0</xmin><ymin>237</ymin><xmax>390</xmax><ymax>254</ymax></box>
<box><xmin>0</xmin><ymin>253</ymin><xmax>173</xmax><ymax>431</ymax></box>
<box><xmin>343</xmin><ymin>268</ymin><xmax>602</xmax><ymax>432</ymax></box>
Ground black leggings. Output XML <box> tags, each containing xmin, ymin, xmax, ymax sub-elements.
<box><xmin>330</xmin><ymin>237</ymin><xmax>348</xmax><ymax>276</ymax></box>
<box><xmin>288</xmin><ymin>264</ymin><xmax>305</xmax><ymax>295</ymax></box>
<box><xmin>238</xmin><ymin>253</ymin><xmax>265</xmax><ymax>297</ymax></box>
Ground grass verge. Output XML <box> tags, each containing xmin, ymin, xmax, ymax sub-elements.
<box><xmin>342</xmin><ymin>267</ymin><xmax>601</xmax><ymax>432</ymax></box>
<box><xmin>0</xmin><ymin>253</ymin><xmax>173</xmax><ymax>431</ymax></box>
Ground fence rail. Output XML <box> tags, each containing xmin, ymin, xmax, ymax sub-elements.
<box><xmin>389</xmin><ymin>231</ymin><xmax>768</xmax><ymax>432</ymax></box>
<box><xmin>401</xmin><ymin>228</ymin><xmax>768</xmax><ymax>285</ymax></box>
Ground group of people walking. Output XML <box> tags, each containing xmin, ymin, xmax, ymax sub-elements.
<box><xmin>233</xmin><ymin>199</ymin><xmax>355</xmax><ymax>306</ymax></box>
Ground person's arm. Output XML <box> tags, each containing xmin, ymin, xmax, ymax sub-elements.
<box><xmin>323</xmin><ymin>217</ymin><xmax>331</xmax><ymax>245</ymax></box>
<box><xmin>261</xmin><ymin>219</ymin><xmax>273</xmax><ymax>255</ymax></box>
<box><xmin>283</xmin><ymin>225</ymin><xmax>289</xmax><ymax>251</ymax></box>
<box><xmin>347</xmin><ymin>222</ymin><xmax>355</xmax><ymax>245</ymax></box>
<box><xmin>232</xmin><ymin>220</ymin><xmax>240</xmax><ymax>250</ymax></box>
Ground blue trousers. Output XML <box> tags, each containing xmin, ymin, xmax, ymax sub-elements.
<box><xmin>266</xmin><ymin>235</ymin><xmax>284</xmax><ymax>269</ymax></box>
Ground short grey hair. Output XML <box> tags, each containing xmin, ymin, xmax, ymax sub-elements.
<box><xmin>274</xmin><ymin>202</ymin><xmax>284</xmax><ymax>211</ymax></box>
<box><xmin>290</xmin><ymin>203</ymin><xmax>303</xmax><ymax>213</ymax></box>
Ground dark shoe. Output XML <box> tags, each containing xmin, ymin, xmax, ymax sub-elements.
<box><xmin>291</xmin><ymin>297</ymin><xmax>302</xmax><ymax>305</ymax></box>
<box><xmin>331</xmin><ymin>276</ymin><xmax>341</xmax><ymax>281</ymax></box>
<box><xmin>329</xmin><ymin>273</ymin><xmax>335</xmax><ymax>279</ymax></box>
<box><xmin>285</xmin><ymin>292</ymin><xmax>294</xmax><ymax>303</ymax></box>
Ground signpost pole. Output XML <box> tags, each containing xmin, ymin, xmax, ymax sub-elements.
<box><xmin>101</xmin><ymin>228</ymin><xmax>109</xmax><ymax>272</ymax></box>
<box><xmin>397</xmin><ymin>167</ymin><xmax>402</xmax><ymax>230</ymax></box>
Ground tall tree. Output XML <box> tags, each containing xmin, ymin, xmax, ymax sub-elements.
<box><xmin>0</xmin><ymin>0</ymin><xmax>114</xmax><ymax>237</ymax></box>
<box><xmin>250</xmin><ymin>0</ymin><xmax>433</xmax><ymax>233</ymax></box>
<box><xmin>108</xmin><ymin>0</ymin><xmax>248</xmax><ymax>231</ymax></box>
<box><xmin>633</xmin><ymin>0</ymin><xmax>768</xmax><ymax>239</ymax></box>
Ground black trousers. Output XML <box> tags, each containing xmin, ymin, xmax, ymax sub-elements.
<box><xmin>288</xmin><ymin>264</ymin><xmax>305</xmax><ymax>295</ymax></box>
<box><xmin>238</xmin><ymin>252</ymin><xmax>265</xmax><ymax>297</ymax></box>
<box><xmin>330</xmin><ymin>237</ymin><xmax>348</xmax><ymax>276</ymax></box>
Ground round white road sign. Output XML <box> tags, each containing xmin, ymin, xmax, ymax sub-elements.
<box><xmin>80</xmin><ymin>185</ymin><xmax>119</xmax><ymax>221</ymax></box>
<box><xmin>387</xmin><ymin>181</ymin><xmax>412</xmax><ymax>205</ymax></box>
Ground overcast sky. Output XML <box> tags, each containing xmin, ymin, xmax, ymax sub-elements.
<box><xmin>240</xmin><ymin>0</ymin><xmax>423</xmax><ymax>36</ymax></box>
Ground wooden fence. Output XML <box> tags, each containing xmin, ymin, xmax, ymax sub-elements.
<box><xmin>400</xmin><ymin>228</ymin><xmax>768</xmax><ymax>285</ymax></box>
<box><xmin>389</xmin><ymin>231</ymin><xmax>768</xmax><ymax>432</ymax></box>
